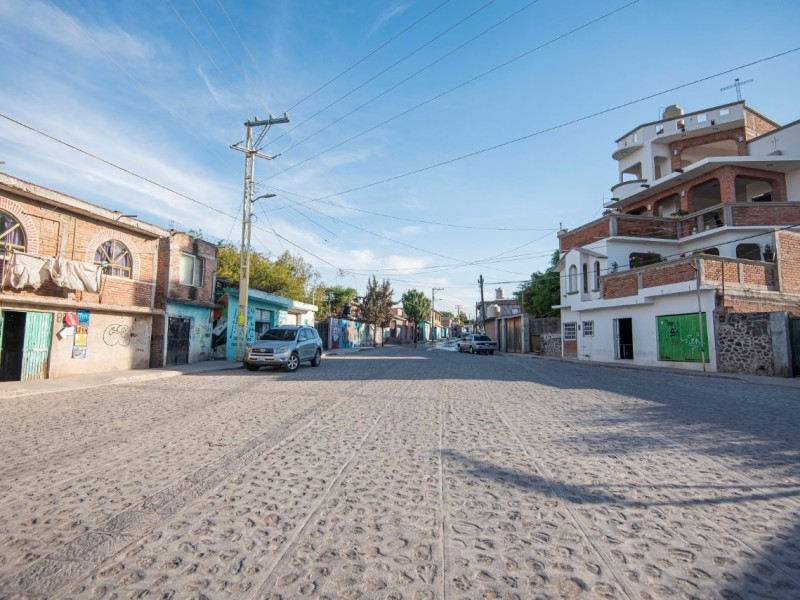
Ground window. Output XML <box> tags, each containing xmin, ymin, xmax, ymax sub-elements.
<box><xmin>582</xmin><ymin>263</ymin><xmax>589</xmax><ymax>293</ymax></box>
<box><xmin>254</xmin><ymin>309</ymin><xmax>273</xmax><ymax>337</ymax></box>
<box><xmin>719</xmin><ymin>108</ymin><xmax>730</xmax><ymax>116</ymax></box>
<box><xmin>736</xmin><ymin>243</ymin><xmax>761</xmax><ymax>261</ymax></box>
<box><xmin>582</xmin><ymin>321</ymin><xmax>594</xmax><ymax>336</ymax></box>
<box><xmin>0</xmin><ymin>209</ymin><xmax>26</xmax><ymax>252</ymax></box>
<box><xmin>593</xmin><ymin>261</ymin><xmax>601</xmax><ymax>290</ymax></box>
<box><xmin>563</xmin><ymin>322</ymin><xmax>577</xmax><ymax>340</ymax></box>
<box><xmin>180</xmin><ymin>253</ymin><xmax>204</xmax><ymax>286</ymax></box>
<box><xmin>94</xmin><ymin>240</ymin><xmax>132</xmax><ymax>278</ymax></box>
<box><xmin>568</xmin><ymin>265</ymin><xmax>578</xmax><ymax>293</ymax></box>
<box><xmin>697</xmin><ymin>113</ymin><xmax>707</xmax><ymax>123</ymax></box>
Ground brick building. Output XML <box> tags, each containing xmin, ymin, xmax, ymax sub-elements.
<box><xmin>554</xmin><ymin>101</ymin><xmax>800</xmax><ymax>376</ymax></box>
<box><xmin>0</xmin><ymin>173</ymin><xmax>168</xmax><ymax>380</ymax></box>
<box><xmin>150</xmin><ymin>231</ymin><xmax>219</xmax><ymax>368</ymax></box>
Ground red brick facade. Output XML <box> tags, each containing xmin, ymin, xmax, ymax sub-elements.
<box><xmin>641</xmin><ymin>262</ymin><xmax>695</xmax><ymax>288</ymax></box>
<box><xmin>558</xmin><ymin>219</ymin><xmax>610</xmax><ymax>253</ymax></box>
<box><xmin>776</xmin><ymin>230</ymin><xmax>800</xmax><ymax>293</ymax></box>
<box><xmin>0</xmin><ymin>190</ymin><xmax>159</xmax><ymax>308</ymax></box>
<box><xmin>155</xmin><ymin>233</ymin><xmax>217</xmax><ymax>308</ymax></box>
<box><xmin>603</xmin><ymin>272</ymin><xmax>638</xmax><ymax>299</ymax></box>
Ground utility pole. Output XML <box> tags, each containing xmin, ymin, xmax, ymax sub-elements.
<box><xmin>478</xmin><ymin>275</ymin><xmax>485</xmax><ymax>333</ymax></box>
<box><xmin>431</xmin><ymin>287</ymin><xmax>444</xmax><ymax>341</ymax></box>
<box><xmin>231</xmin><ymin>114</ymin><xmax>290</xmax><ymax>360</ymax></box>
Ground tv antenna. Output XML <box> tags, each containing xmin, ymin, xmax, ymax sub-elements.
<box><xmin>720</xmin><ymin>77</ymin><xmax>753</xmax><ymax>102</ymax></box>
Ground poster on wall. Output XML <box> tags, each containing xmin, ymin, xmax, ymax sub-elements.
<box><xmin>72</xmin><ymin>309</ymin><xmax>90</xmax><ymax>359</ymax></box>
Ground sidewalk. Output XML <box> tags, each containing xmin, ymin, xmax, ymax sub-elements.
<box><xmin>0</xmin><ymin>359</ymin><xmax>242</xmax><ymax>399</ymax></box>
<box><xmin>524</xmin><ymin>352</ymin><xmax>800</xmax><ymax>388</ymax></box>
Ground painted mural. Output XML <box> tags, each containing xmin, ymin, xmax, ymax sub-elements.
<box><xmin>211</xmin><ymin>292</ymin><xmax>229</xmax><ymax>358</ymax></box>
<box><xmin>329</xmin><ymin>318</ymin><xmax>364</xmax><ymax>349</ymax></box>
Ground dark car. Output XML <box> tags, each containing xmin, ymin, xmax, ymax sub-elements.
<box><xmin>243</xmin><ymin>326</ymin><xmax>323</xmax><ymax>372</ymax></box>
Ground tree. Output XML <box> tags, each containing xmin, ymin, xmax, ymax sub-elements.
<box><xmin>516</xmin><ymin>250</ymin><xmax>561</xmax><ymax>318</ymax></box>
<box><xmin>439</xmin><ymin>310</ymin><xmax>455</xmax><ymax>320</ymax></box>
<box><xmin>320</xmin><ymin>285</ymin><xmax>358</xmax><ymax>319</ymax></box>
<box><xmin>359</xmin><ymin>275</ymin><xmax>394</xmax><ymax>346</ymax></box>
<box><xmin>401</xmin><ymin>289</ymin><xmax>431</xmax><ymax>342</ymax></box>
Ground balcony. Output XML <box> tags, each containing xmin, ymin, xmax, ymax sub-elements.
<box><xmin>610</xmin><ymin>179</ymin><xmax>650</xmax><ymax>201</ymax></box>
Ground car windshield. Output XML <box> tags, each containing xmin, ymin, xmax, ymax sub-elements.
<box><xmin>475</xmin><ymin>335</ymin><xmax>491</xmax><ymax>341</ymax></box>
<box><xmin>260</xmin><ymin>329</ymin><xmax>297</xmax><ymax>341</ymax></box>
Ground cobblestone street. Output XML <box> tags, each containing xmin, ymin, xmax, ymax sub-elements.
<box><xmin>0</xmin><ymin>346</ymin><xmax>798</xmax><ymax>599</ymax></box>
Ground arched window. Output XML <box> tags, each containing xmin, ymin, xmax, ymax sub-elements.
<box><xmin>593</xmin><ymin>261</ymin><xmax>601</xmax><ymax>290</ymax></box>
<box><xmin>735</xmin><ymin>243</ymin><xmax>761</xmax><ymax>261</ymax></box>
<box><xmin>568</xmin><ymin>265</ymin><xmax>578</xmax><ymax>293</ymax></box>
<box><xmin>0</xmin><ymin>209</ymin><xmax>26</xmax><ymax>252</ymax></box>
<box><xmin>95</xmin><ymin>240</ymin><xmax>132</xmax><ymax>278</ymax></box>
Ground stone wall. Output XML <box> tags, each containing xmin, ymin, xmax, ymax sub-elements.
<box><xmin>538</xmin><ymin>333</ymin><xmax>562</xmax><ymax>356</ymax></box>
<box><xmin>715</xmin><ymin>312</ymin><xmax>777</xmax><ymax>376</ymax></box>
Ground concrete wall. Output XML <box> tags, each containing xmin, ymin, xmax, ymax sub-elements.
<box><xmin>49</xmin><ymin>309</ymin><xmax>152</xmax><ymax>377</ymax></box>
<box><xmin>165</xmin><ymin>303</ymin><xmax>213</xmax><ymax>363</ymax></box>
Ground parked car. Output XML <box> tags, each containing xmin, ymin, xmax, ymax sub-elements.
<box><xmin>468</xmin><ymin>334</ymin><xmax>497</xmax><ymax>355</ymax></box>
<box><xmin>457</xmin><ymin>333</ymin><xmax>474</xmax><ymax>352</ymax></box>
<box><xmin>243</xmin><ymin>326</ymin><xmax>323</xmax><ymax>372</ymax></box>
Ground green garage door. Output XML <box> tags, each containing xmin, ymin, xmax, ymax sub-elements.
<box><xmin>657</xmin><ymin>313</ymin><xmax>709</xmax><ymax>363</ymax></box>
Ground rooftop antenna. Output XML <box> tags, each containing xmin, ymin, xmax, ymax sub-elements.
<box><xmin>720</xmin><ymin>77</ymin><xmax>753</xmax><ymax>102</ymax></box>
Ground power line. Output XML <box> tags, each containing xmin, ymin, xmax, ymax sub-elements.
<box><xmin>268</xmin><ymin>0</ymin><xmax>505</xmax><ymax>150</ymax></box>
<box><xmin>282</xmin><ymin>0</ymin><xmax>452</xmax><ymax>115</ymax></box>
<box><xmin>307</xmin><ymin>47</ymin><xmax>800</xmax><ymax>202</ymax></box>
<box><xmin>262</xmin><ymin>0</ymin><xmax>639</xmax><ymax>182</ymax></box>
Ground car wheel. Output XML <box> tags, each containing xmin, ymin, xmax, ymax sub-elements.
<box><xmin>244</xmin><ymin>363</ymin><xmax>260</xmax><ymax>371</ymax></box>
<box><xmin>284</xmin><ymin>352</ymin><xmax>300</xmax><ymax>372</ymax></box>
<box><xmin>457</xmin><ymin>345</ymin><xmax>462</xmax><ymax>352</ymax></box>
<box><xmin>470</xmin><ymin>346</ymin><xmax>475</xmax><ymax>354</ymax></box>
<box><xmin>310</xmin><ymin>349</ymin><xmax>322</xmax><ymax>367</ymax></box>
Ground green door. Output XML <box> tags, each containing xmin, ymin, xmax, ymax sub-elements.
<box><xmin>657</xmin><ymin>313</ymin><xmax>709</xmax><ymax>363</ymax></box>
<box><xmin>22</xmin><ymin>312</ymin><xmax>53</xmax><ymax>381</ymax></box>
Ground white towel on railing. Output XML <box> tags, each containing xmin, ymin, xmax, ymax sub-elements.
<box><xmin>4</xmin><ymin>253</ymin><xmax>50</xmax><ymax>290</ymax></box>
<box><xmin>49</xmin><ymin>256</ymin><xmax>103</xmax><ymax>293</ymax></box>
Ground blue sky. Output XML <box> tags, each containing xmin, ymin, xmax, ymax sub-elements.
<box><xmin>1</xmin><ymin>0</ymin><xmax>799</xmax><ymax>315</ymax></box>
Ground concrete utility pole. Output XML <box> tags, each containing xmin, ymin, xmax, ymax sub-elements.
<box><xmin>231</xmin><ymin>114</ymin><xmax>289</xmax><ymax>361</ymax></box>
<box><xmin>431</xmin><ymin>287</ymin><xmax>444</xmax><ymax>340</ymax></box>
<box><xmin>478</xmin><ymin>275</ymin><xmax>485</xmax><ymax>333</ymax></box>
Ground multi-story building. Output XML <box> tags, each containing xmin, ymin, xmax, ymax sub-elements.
<box><xmin>478</xmin><ymin>287</ymin><xmax>528</xmax><ymax>353</ymax></box>
<box><xmin>554</xmin><ymin>101</ymin><xmax>800</xmax><ymax>376</ymax></box>
<box><xmin>150</xmin><ymin>231</ymin><xmax>218</xmax><ymax>367</ymax></box>
<box><xmin>0</xmin><ymin>173</ymin><xmax>168</xmax><ymax>380</ymax></box>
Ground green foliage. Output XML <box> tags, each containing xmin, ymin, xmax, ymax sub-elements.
<box><xmin>214</xmin><ymin>244</ymin><xmax>320</xmax><ymax>302</ymax></box>
<box><xmin>320</xmin><ymin>285</ymin><xmax>358</xmax><ymax>319</ymax></box>
<box><xmin>401</xmin><ymin>289</ymin><xmax>431</xmax><ymax>341</ymax></box>
<box><xmin>439</xmin><ymin>310</ymin><xmax>455</xmax><ymax>320</ymax></box>
<box><xmin>516</xmin><ymin>250</ymin><xmax>561</xmax><ymax>318</ymax></box>
<box><xmin>360</xmin><ymin>276</ymin><xmax>394</xmax><ymax>345</ymax></box>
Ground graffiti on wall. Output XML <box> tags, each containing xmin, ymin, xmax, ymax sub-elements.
<box><xmin>329</xmin><ymin>318</ymin><xmax>364</xmax><ymax>349</ymax></box>
<box><xmin>103</xmin><ymin>324</ymin><xmax>131</xmax><ymax>346</ymax></box>
<box><xmin>211</xmin><ymin>293</ymin><xmax>229</xmax><ymax>357</ymax></box>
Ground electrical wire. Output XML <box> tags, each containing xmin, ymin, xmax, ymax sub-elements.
<box><xmin>282</xmin><ymin>0</ymin><xmax>452</xmax><ymax>115</ymax></box>
<box><xmin>268</xmin><ymin>0</ymin><xmax>505</xmax><ymax>150</ymax></box>
<box><xmin>287</xmin><ymin>47</ymin><xmax>800</xmax><ymax>203</ymax></box>
<box><xmin>261</xmin><ymin>0</ymin><xmax>635</xmax><ymax>179</ymax></box>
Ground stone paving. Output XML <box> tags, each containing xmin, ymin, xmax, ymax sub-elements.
<box><xmin>0</xmin><ymin>346</ymin><xmax>798</xmax><ymax>599</ymax></box>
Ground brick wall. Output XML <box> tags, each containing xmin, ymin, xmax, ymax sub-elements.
<box><xmin>670</xmin><ymin>127</ymin><xmax>748</xmax><ymax>171</ymax></box>
<box><xmin>731</xmin><ymin>203</ymin><xmax>800</xmax><ymax>226</ymax></box>
<box><xmin>559</xmin><ymin>219</ymin><xmax>610</xmax><ymax>252</ymax></box>
<box><xmin>776</xmin><ymin>230</ymin><xmax>800</xmax><ymax>293</ymax></box>
<box><xmin>744</xmin><ymin>108</ymin><xmax>779</xmax><ymax>139</ymax></box>
<box><xmin>157</xmin><ymin>232</ymin><xmax>217</xmax><ymax>305</ymax></box>
<box><xmin>0</xmin><ymin>190</ymin><xmax>158</xmax><ymax>308</ymax></box>
<box><xmin>641</xmin><ymin>262</ymin><xmax>695</xmax><ymax>288</ymax></box>
<box><xmin>602</xmin><ymin>272</ymin><xmax>638</xmax><ymax>299</ymax></box>
<box><xmin>614</xmin><ymin>216</ymin><xmax>678</xmax><ymax>239</ymax></box>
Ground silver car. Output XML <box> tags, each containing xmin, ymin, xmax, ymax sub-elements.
<box><xmin>243</xmin><ymin>326</ymin><xmax>323</xmax><ymax>372</ymax></box>
<box><xmin>468</xmin><ymin>334</ymin><xmax>497</xmax><ymax>355</ymax></box>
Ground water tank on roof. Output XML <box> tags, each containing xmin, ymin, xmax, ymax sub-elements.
<box><xmin>662</xmin><ymin>105</ymin><xmax>684</xmax><ymax>120</ymax></box>
<box><xmin>495</xmin><ymin>287</ymin><xmax>505</xmax><ymax>300</ymax></box>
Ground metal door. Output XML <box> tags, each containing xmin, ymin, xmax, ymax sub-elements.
<box><xmin>167</xmin><ymin>317</ymin><xmax>191</xmax><ymax>366</ymax></box>
<box><xmin>22</xmin><ymin>312</ymin><xmax>53</xmax><ymax>381</ymax></box>
<box><xmin>790</xmin><ymin>317</ymin><xmax>800</xmax><ymax>376</ymax></box>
